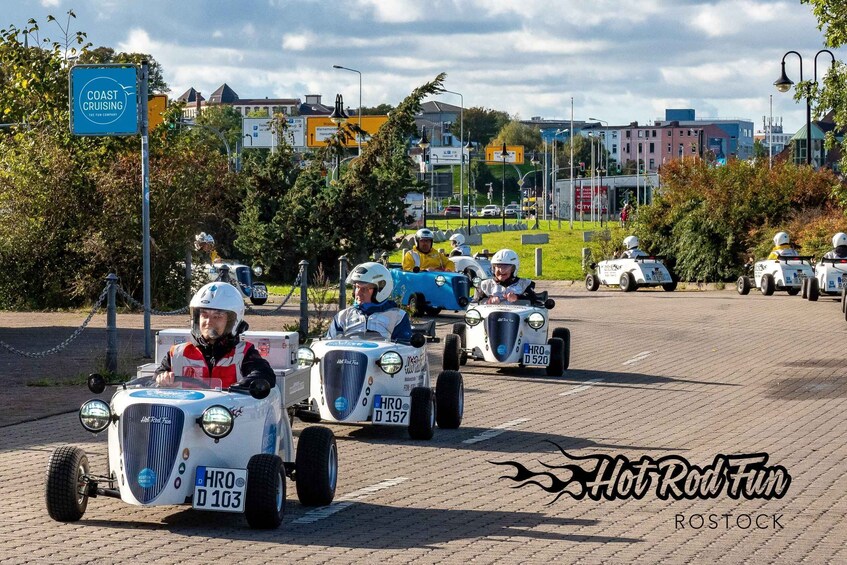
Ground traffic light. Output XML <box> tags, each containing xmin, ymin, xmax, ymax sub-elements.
<box><xmin>424</xmin><ymin>151</ymin><xmax>430</xmax><ymax>164</ymax></box>
<box><xmin>579</xmin><ymin>162</ymin><xmax>585</xmax><ymax>172</ymax></box>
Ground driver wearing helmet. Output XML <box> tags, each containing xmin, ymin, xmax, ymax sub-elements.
<box><xmin>194</xmin><ymin>232</ymin><xmax>220</xmax><ymax>263</ymax></box>
<box><xmin>449</xmin><ymin>233</ymin><xmax>472</xmax><ymax>257</ymax></box>
<box><xmin>154</xmin><ymin>282</ymin><xmax>274</xmax><ymax>388</ymax></box>
<box><xmin>768</xmin><ymin>231</ymin><xmax>799</xmax><ymax>259</ymax></box>
<box><xmin>402</xmin><ymin>228</ymin><xmax>455</xmax><ymax>272</ymax></box>
<box><xmin>621</xmin><ymin>235</ymin><xmax>648</xmax><ymax>259</ymax></box>
<box><xmin>823</xmin><ymin>232</ymin><xmax>847</xmax><ymax>259</ymax></box>
<box><xmin>327</xmin><ymin>262</ymin><xmax>413</xmax><ymax>342</ymax></box>
<box><xmin>475</xmin><ymin>249</ymin><xmax>538</xmax><ymax>304</ymax></box>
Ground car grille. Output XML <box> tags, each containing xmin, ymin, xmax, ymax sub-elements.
<box><xmin>322</xmin><ymin>350</ymin><xmax>369</xmax><ymax>420</ymax></box>
<box><xmin>121</xmin><ymin>404</ymin><xmax>185</xmax><ymax>504</ymax></box>
<box><xmin>486</xmin><ymin>311</ymin><xmax>520</xmax><ymax>361</ymax></box>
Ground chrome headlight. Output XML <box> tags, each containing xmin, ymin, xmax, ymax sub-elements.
<box><xmin>199</xmin><ymin>405</ymin><xmax>234</xmax><ymax>440</ymax></box>
<box><xmin>252</xmin><ymin>265</ymin><xmax>264</xmax><ymax>277</ymax></box>
<box><xmin>435</xmin><ymin>275</ymin><xmax>446</xmax><ymax>287</ymax></box>
<box><xmin>79</xmin><ymin>399</ymin><xmax>111</xmax><ymax>433</ymax></box>
<box><xmin>378</xmin><ymin>351</ymin><xmax>403</xmax><ymax>375</ymax></box>
<box><xmin>465</xmin><ymin>309</ymin><xmax>482</xmax><ymax>326</ymax></box>
<box><xmin>297</xmin><ymin>346</ymin><xmax>316</xmax><ymax>367</ymax></box>
<box><xmin>527</xmin><ymin>312</ymin><xmax>545</xmax><ymax>330</ymax></box>
<box><xmin>472</xmin><ymin>276</ymin><xmax>481</xmax><ymax>288</ymax></box>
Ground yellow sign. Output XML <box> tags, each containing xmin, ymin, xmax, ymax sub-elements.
<box><xmin>485</xmin><ymin>145</ymin><xmax>525</xmax><ymax>164</ymax></box>
<box><xmin>147</xmin><ymin>94</ymin><xmax>167</xmax><ymax>130</ymax></box>
<box><xmin>306</xmin><ymin>115</ymin><xmax>389</xmax><ymax>148</ymax></box>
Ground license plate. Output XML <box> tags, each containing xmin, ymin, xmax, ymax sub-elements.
<box><xmin>653</xmin><ymin>269</ymin><xmax>665</xmax><ymax>281</ymax></box>
<box><xmin>372</xmin><ymin>395</ymin><xmax>409</xmax><ymax>426</ymax></box>
<box><xmin>252</xmin><ymin>287</ymin><xmax>268</xmax><ymax>298</ymax></box>
<box><xmin>193</xmin><ymin>466</ymin><xmax>247</xmax><ymax>513</ymax></box>
<box><xmin>523</xmin><ymin>343</ymin><xmax>550</xmax><ymax>366</ymax></box>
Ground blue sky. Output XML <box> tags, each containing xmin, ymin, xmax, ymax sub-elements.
<box><xmin>7</xmin><ymin>0</ymin><xmax>842</xmax><ymax>134</ymax></box>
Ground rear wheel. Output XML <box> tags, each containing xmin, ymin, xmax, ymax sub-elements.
<box><xmin>552</xmin><ymin>328</ymin><xmax>571</xmax><ymax>371</ymax></box>
<box><xmin>45</xmin><ymin>446</ymin><xmax>89</xmax><ymax>522</ymax></box>
<box><xmin>295</xmin><ymin>426</ymin><xmax>337</xmax><ymax>506</ymax></box>
<box><xmin>737</xmin><ymin>276</ymin><xmax>751</xmax><ymax>295</ymax></box>
<box><xmin>452</xmin><ymin>323</ymin><xmax>468</xmax><ymax>365</ymax></box>
<box><xmin>620</xmin><ymin>272</ymin><xmax>637</xmax><ymax>292</ymax></box>
<box><xmin>801</xmin><ymin>278</ymin><xmax>809</xmax><ymax>299</ymax></box>
<box><xmin>435</xmin><ymin>370</ymin><xmax>464</xmax><ymax>429</ymax></box>
<box><xmin>245</xmin><ymin>454</ymin><xmax>285</xmax><ymax>529</ymax></box>
<box><xmin>807</xmin><ymin>278</ymin><xmax>820</xmax><ymax>301</ymax></box>
<box><xmin>842</xmin><ymin>286</ymin><xmax>847</xmax><ymax>313</ymax></box>
<box><xmin>760</xmin><ymin>273</ymin><xmax>775</xmax><ymax>296</ymax></box>
<box><xmin>786</xmin><ymin>287</ymin><xmax>800</xmax><ymax>296</ymax></box>
<box><xmin>546</xmin><ymin>337</ymin><xmax>565</xmax><ymax>376</ymax></box>
<box><xmin>408</xmin><ymin>387</ymin><xmax>436</xmax><ymax>440</ymax></box>
<box><xmin>662</xmin><ymin>280</ymin><xmax>678</xmax><ymax>292</ymax></box>
<box><xmin>409</xmin><ymin>292</ymin><xmax>426</xmax><ymax>317</ymax></box>
<box><xmin>442</xmin><ymin>334</ymin><xmax>461</xmax><ymax>371</ymax></box>
<box><xmin>585</xmin><ymin>273</ymin><xmax>600</xmax><ymax>291</ymax></box>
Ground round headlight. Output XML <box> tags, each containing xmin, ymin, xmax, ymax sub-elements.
<box><xmin>200</xmin><ymin>405</ymin><xmax>234</xmax><ymax>439</ymax></box>
<box><xmin>297</xmin><ymin>346</ymin><xmax>316</xmax><ymax>367</ymax></box>
<box><xmin>435</xmin><ymin>275</ymin><xmax>446</xmax><ymax>287</ymax></box>
<box><xmin>79</xmin><ymin>399</ymin><xmax>111</xmax><ymax>433</ymax></box>
<box><xmin>378</xmin><ymin>351</ymin><xmax>403</xmax><ymax>375</ymax></box>
<box><xmin>472</xmin><ymin>276</ymin><xmax>481</xmax><ymax>287</ymax></box>
<box><xmin>252</xmin><ymin>265</ymin><xmax>264</xmax><ymax>277</ymax></box>
<box><xmin>527</xmin><ymin>312</ymin><xmax>545</xmax><ymax>330</ymax></box>
<box><xmin>465</xmin><ymin>309</ymin><xmax>482</xmax><ymax>326</ymax></box>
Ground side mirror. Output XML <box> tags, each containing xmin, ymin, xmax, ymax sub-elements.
<box><xmin>544</xmin><ymin>298</ymin><xmax>556</xmax><ymax>310</ymax></box>
<box><xmin>409</xmin><ymin>332</ymin><xmax>426</xmax><ymax>348</ymax></box>
<box><xmin>87</xmin><ymin>373</ymin><xmax>106</xmax><ymax>394</ymax></box>
<box><xmin>589</xmin><ymin>262</ymin><xmax>597</xmax><ymax>270</ymax></box>
<box><xmin>249</xmin><ymin>378</ymin><xmax>271</xmax><ymax>400</ymax></box>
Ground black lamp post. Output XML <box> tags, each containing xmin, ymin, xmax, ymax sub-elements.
<box><xmin>418</xmin><ymin>127</ymin><xmax>430</xmax><ymax>228</ymax></box>
<box><xmin>501</xmin><ymin>142</ymin><xmax>507</xmax><ymax>230</ymax></box>
<box><xmin>328</xmin><ymin>93</ymin><xmax>349</xmax><ymax>179</ymax></box>
<box><xmin>774</xmin><ymin>50</ymin><xmax>835</xmax><ymax>167</ymax></box>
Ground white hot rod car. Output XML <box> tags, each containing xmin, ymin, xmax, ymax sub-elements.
<box><xmin>737</xmin><ymin>256</ymin><xmax>814</xmax><ymax>296</ymax></box>
<box><xmin>801</xmin><ymin>257</ymin><xmax>847</xmax><ymax>301</ymax></box>
<box><xmin>585</xmin><ymin>256</ymin><xmax>677</xmax><ymax>292</ymax></box>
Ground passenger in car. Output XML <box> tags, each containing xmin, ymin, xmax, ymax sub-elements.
<box><xmin>475</xmin><ymin>249</ymin><xmax>538</xmax><ymax>304</ymax></box>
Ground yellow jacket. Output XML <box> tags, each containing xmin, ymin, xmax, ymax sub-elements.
<box><xmin>402</xmin><ymin>246</ymin><xmax>455</xmax><ymax>272</ymax></box>
<box><xmin>767</xmin><ymin>245</ymin><xmax>798</xmax><ymax>260</ymax></box>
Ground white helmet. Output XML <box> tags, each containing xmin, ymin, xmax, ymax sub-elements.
<box><xmin>189</xmin><ymin>282</ymin><xmax>245</xmax><ymax>340</ymax></box>
<box><xmin>833</xmin><ymin>232</ymin><xmax>847</xmax><ymax>248</ymax></box>
<box><xmin>449</xmin><ymin>233</ymin><xmax>465</xmax><ymax>246</ymax></box>
<box><xmin>773</xmin><ymin>231</ymin><xmax>790</xmax><ymax>247</ymax></box>
<box><xmin>492</xmin><ymin>248</ymin><xmax>520</xmax><ymax>276</ymax></box>
<box><xmin>346</xmin><ymin>262</ymin><xmax>394</xmax><ymax>302</ymax></box>
<box><xmin>623</xmin><ymin>235</ymin><xmax>639</xmax><ymax>250</ymax></box>
<box><xmin>415</xmin><ymin>228</ymin><xmax>434</xmax><ymax>246</ymax></box>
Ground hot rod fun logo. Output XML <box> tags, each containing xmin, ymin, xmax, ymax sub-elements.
<box><xmin>491</xmin><ymin>442</ymin><xmax>791</xmax><ymax>504</ymax></box>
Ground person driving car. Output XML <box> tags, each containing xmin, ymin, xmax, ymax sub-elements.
<box><xmin>475</xmin><ymin>249</ymin><xmax>538</xmax><ymax>304</ymax></box>
<box><xmin>402</xmin><ymin>228</ymin><xmax>455</xmax><ymax>272</ymax></box>
<box><xmin>823</xmin><ymin>232</ymin><xmax>847</xmax><ymax>259</ymax></box>
<box><xmin>327</xmin><ymin>262</ymin><xmax>413</xmax><ymax>341</ymax></box>
<box><xmin>449</xmin><ymin>233</ymin><xmax>472</xmax><ymax>257</ymax></box>
<box><xmin>621</xmin><ymin>235</ymin><xmax>648</xmax><ymax>259</ymax></box>
<box><xmin>768</xmin><ymin>231</ymin><xmax>799</xmax><ymax>259</ymax></box>
<box><xmin>154</xmin><ymin>282</ymin><xmax>274</xmax><ymax>388</ymax></box>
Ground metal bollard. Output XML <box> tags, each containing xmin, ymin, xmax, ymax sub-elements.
<box><xmin>106</xmin><ymin>273</ymin><xmax>118</xmax><ymax>374</ymax></box>
<box><xmin>299</xmin><ymin>260</ymin><xmax>309</xmax><ymax>336</ymax></box>
<box><xmin>338</xmin><ymin>255</ymin><xmax>348</xmax><ymax>310</ymax></box>
<box><xmin>535</xmin><ymin>247</ymin><xmax>543</xmax><ymax>277</ymax></box>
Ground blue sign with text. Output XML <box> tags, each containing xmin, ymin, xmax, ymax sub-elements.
<box><xmin>70</xmin><ymin>65</ymin><xmax>138</xmax><ymax>136</ymax></box>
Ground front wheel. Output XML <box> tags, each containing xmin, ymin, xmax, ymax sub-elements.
<box><xmin>409</xmin><ymin>292</ymin><xmax>426</xmax><ymax>317</ymax></box>
<box><xmin>452</xmin><ymin>323</ymin><xmax>468</xmax><ymax>365</ymax></box>
<box><xmin>552</xmin><ymin>328</ymin><xmax>571</xmax><ymax>371</ymax></box>
<box><xmin>786</xmin><ymin>287</ymin><xmax>801</xmax><ymax>296</ymax></box>
<box><xmin>250</xmin><ymin>283</ymin><xmax>268</xmax><ymax>306</ymax></box>
<box><xmin>435</xmin><ymin>370</ymin><xmax>464</xmax><ymax>429</ymax></box>
<box><xmin>801</xmin><ymin>278</ymin><xmax>809</xmax><ymax>299</ymax></box>
<box><xmin>662</xmin><ymin>280</ymin><xmax>678</xmax><ymax>292</ymax></box>
<box><xmin>585</xmin><ymin>273</ymin><xmax>600</xmax><ymax>292</ymax></box>
<box><xmin>737</xmin><ymin>276</ymin><xmax>751</xmax><ymax>295</ymax></box>
<box><xmin>245</xmin><ymin>454</ymin><xmax>285</xmax><ymax>529</ymax></box>
<box><xmin>620</xmin><ymin>272</ymin><xmax>637</xmax><ymax>292</ymax></box>
<box><xmin>807</xmin><ymin>278</ymin><xmax>820</xmax><ymax>301</ymax></box>
<box><xmin>295</xmin><ymin>426</ymin><xmax>338</xmax><ymax>506</ymax></box>
<box><xmin>546</xmin><ymin>337</ymin><xmax>566</xmax><ymax>376</ymax></box>
<box><xmin>442</xmin><ymin>334</ymin><xmax>461</xmax><ymax>371</ymax></box>
<box><xmin>45</xmin><ymin>446</ymin><xmax>89</xmax><ymax>522</ymax></box>
<box><xmin>408</xmin><ymin>387</ymin><xmax>436</xmax><ymax>440</ymax></box>
<box><xmin>760</xmin><ymin>273</ymin><xmax>775</xmax><ymax>296</ymax></box>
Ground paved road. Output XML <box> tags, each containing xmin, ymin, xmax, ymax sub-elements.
<box><xmin>1</xmin><ymin>285</ymin><xmax>845</xmax><ymax>564</ymax></box>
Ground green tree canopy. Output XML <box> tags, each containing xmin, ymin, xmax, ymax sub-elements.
<box><xmin>491</xmin><ymin>120</ymin><xmax>542</xmax><ymax>152</ymax></box>
<box><xmin>458</xmin><ymin>107</ymin><xmax>510</xmax><ymax>148</ymax></box>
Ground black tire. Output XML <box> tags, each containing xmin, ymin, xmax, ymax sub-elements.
<box><xmin>409</xmin><ymin>292</ymin><xmax>426</xmax><ymax>317</ymax></box>
<box><xmin>408</xmin><ymin>387</ymin><xmax>435</xmax><ymax>440</ymax></box>
<box><xmin>842</xmin><ymin>286</ymin><xmax>847</xmax><ymax>313</ymax></box>
<box><xmin>250</xmin><ymin>283</ymin><xmax>268</xmax><ymax>306</ymax></box>
<box><xmin>45</xmin><ymin>446</ymin><xmax>89</xmax><ymax>522</ymax></box>
<box><xmin>435</xmin><ymin>370</ymin><xmax>464</xmax><ymax>429</ymax></box>
<box><xmin>801</xmin><ymin>278</ymin><xmax>809</xmax><ymax>299</ymax></box>
<box><xmin>552</xmin><ymin>328</ymin><xmax>571</xmax><ymax>371</ymax></box>
<box><xmin>760</xmin><ymin>273</ymin><xmax>775</xmax><ymax>296</ymax></box>
<box><xmin>787</xmin><ymin>287</ymin><xmax>801</xmax><ymax>296</ymax></box>
<box><xmin>585</xmin><ymin>273</ymin><xmax>600</xmax><ymax>291</ymax></box>
<box><xmin>662</xmin><ymin>280</ymin><xmax>678</xmax><ymax>292</ymax></box>
<box><xmin>737</xmin><ymin>276</ymin><xmax>751</xmax><ymax>295</ymax></box>
<box><xmin>442</xmin><ymin>334</ymin><xmax>461</xmax><ymax>371</ymax></box>
<box><xmin>295</xmin><ymin>426</ymin><xmax>338</xmax><ymax>506</ymax></box>
<box><xmin>808</xmin><ymin>278</ymin><xmax>820</xmax><ymax>301</ymax></box>
<box><xmin>620</xmin><ymin>272</ymin><xmax>637</xmax><ymax>292</ymax></box>
<box><xmin>245</xmin><ymin>454</ymin><xmax>285</xmax><ymax>529</ymax></box>
<box><xmin>452</xmin><ymin>323</ymin><xmax>468</xmax><ymax>365</ymax></box>
<box><xmin>250</xmin><ymin>296</ymin><xmax>268</xmax><ymax>306</ymax></box>
<box><xmin>546</xmin><ymin>337</ymin><xmax>565</xmax><ymax>377</ymax></box>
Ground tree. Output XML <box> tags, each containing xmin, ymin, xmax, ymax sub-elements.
<box><xmin>78</xmin><ymin>46</ymin><xmax>169</xmax><ymax>93</ymax></box>
<box><xmin>195</xmin><ymin>104</ymin><xmax>244</xmax><ymax>156</ymax></box>
<box><xmin>361</xmin><ymin>103</ymin><xmax>394</xmax><ymax>115</ymax></box>
<box><xmin>491</xmin><ymin>120</ymin><xmax>542</xmax><ymax>152</ymax></box>
<box><xmin>458</xmin><ymin>107</ymin><xmax>510</xmax><ymax>147</ymax></box>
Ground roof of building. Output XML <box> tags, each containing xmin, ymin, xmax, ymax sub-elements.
<box><xmin>208</xmin><ymin>83</ymin><xmax>239</xmax><ymax>104</ymax></box>
<box><xmin>419</xmin><ymin>101</ymin><xmax>462</xmax><ymax>114</ymax></box>
<box><xmin>299</xmin><ymin>102</ymin><xmax>333</xmax><ymax>116</ymax></box>
<box><xmin>236</xmin><ymin>98</ymin><xmax>301</xmax><ymax>106</ymax></box>
<box><xmin>176</xmin><ymin>87</ymin><xmax>205</xmax><ymax>103</ymax></box>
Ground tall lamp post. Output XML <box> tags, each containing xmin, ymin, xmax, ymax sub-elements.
<box><xmin>501</xmin><ymin>142</ymin><xmax>508</xmax><ymax>230</ymax></box>
<box><xmin>328</xmin><ymin>93</ymin><xmax>349</xmax><ymax>179</ymax></box>
<box><xmin>332</xmin><ymin>65</ymin><xmax>362</xmax><ymax>155</ymax></box>
<box><xmin>774</xmin><ymin>50</ymin><xmax>835</xmax><ymax>167</ymax></box>
<box><xmin>442</xmin><ymin>89</ymin><xmax>464</xmax><ymax>216</ymax></box>
<box><xmin>418</xmin><ymin>127</ymin><xmax>430</xmax><ymax>228</ymax></box>
<box><xmin>465</xmin><ymin>135</ymin><xmax>474</xmax><ymax>232</ymax></box>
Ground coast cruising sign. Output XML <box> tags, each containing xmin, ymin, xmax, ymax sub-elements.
<box><xmin>70</xmin><ymin>65</ymin><xmax>138</xmax><ymax>136</ymax></box>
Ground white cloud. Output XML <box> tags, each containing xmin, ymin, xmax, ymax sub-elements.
<box><xmin>40</xmin><ymin>0</ymin><xmax>61</xmax><ymax>7</ymax></box>
<box><xmin>281</xmin><ymin>32</ymin><xmax>313</xmax><ymax>51</ymax></box>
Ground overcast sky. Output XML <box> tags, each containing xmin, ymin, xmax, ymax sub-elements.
<box><xmin>7</xmin><ymin>0</ymin><xmax>843</xmax><ymax>134</ymax></box>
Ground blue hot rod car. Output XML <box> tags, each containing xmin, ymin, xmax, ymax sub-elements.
<box><xmin>389</xmin><ymin>268</ymin><xmax>471</xmax><ymax>317</ymax></box>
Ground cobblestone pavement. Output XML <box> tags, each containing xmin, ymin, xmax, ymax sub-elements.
<box><xmin>1</xmin><ymin>284</ymin><xmax>845</xmax><ymax>564</ymax></box>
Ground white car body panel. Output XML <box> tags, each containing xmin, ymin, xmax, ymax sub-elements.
<box><xmin>595</xmin><ymin>257</ymin><xmax>673</xmax><ymax>288</ymax></box>
<box><xmin>754</xmin><ymin>258</ymin><xmax>814</xmax><ymax>289</ymax></box>
<box><xmin>464</xmin><ymin>303</ymin><xmax>551</xmax><ymax>364</ymax></box>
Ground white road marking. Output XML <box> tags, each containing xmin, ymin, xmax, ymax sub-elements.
<box><xmin>622</xmin><ymin>350</ymin><xmax>655</xmax><ymax>365</ymax></box>
<box><xmin>462</xmin><ymin>417</ymin><xmax>530</xmax><ymax>444</ymax></box>
<box><xmin>292</xmin><ymin>476</ymin><xmax>409</xmax><ymax>524</ymax></box>
<box><xmin>559</xmin><ymin>378</ymin><xmax>605</xmax><ymax>396</ymax></box>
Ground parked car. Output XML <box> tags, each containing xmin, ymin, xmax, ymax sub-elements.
<box><xmin>463</xmin><ymin>206</ymin><xmax>478</xmax><ymax>217</ymax></box>
<box><xmin>444</xmin><ymin>205</ymin><xmax>461</xmax><ymax>217</ymax></box>
<box><xmin>504</xmin><ymin>204</ymin><xmax>520</xmax><ymax>217</ymax></box>
<box><xmin>481</xmin><ymin>205</ymin><xmax>501</xmax><ymax>217</ymax></box>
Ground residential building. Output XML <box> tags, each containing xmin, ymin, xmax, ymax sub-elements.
<box><xmin>655</xmin><ymin>109</ymin><xmax>754</xmax><ymax>161</ymax></box>
<box><xmin>176</xmin><ymin>83</ymin><xmax>306</xmax><ymax>120</ymax></box>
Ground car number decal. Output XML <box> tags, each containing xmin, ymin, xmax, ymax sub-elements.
<box><xmin>522</xmin><ymin>343</ymin><xmax>550</xmax><ymax>366</ymax></box>
<box><xmin>325</xmin><ymin>341</ymin><xmax>378</xmax><ymax>348</ymax></box>
<box><xmin>372</xmin><ymin>395</ymin><xmax>410</xmax><ymax>426</ymax></box>
<box><xmin>129</xmin><ymin>390</ymin><xmax>206</xmax><ymax>400</ymax></box>
<box><xmin>193</xmin><ymin>466</ymin><xmax>247</xmax><ymax>513</ymax></box>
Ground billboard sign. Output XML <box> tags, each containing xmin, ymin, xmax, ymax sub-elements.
<box><xmin>485</xmin><ymin>145</ymin><xmax>525</xmax><ymax>164</ymax></box>
<box><xmin>70</xmin><ymin>65</ymin><xmax>138</xmax><ymax>136</ymax></box>
<box><xmin>306</xmin><ymin>115</ymin><xmax>389</xmax><ymax>147</ymax></box>
<box><xmin>147</xmin><ymin>94</ymin><xmax>167</xmax><ymax>130</ymax></box>
<box><xmin>429</xmin><ymin>146</ymin><xmax>469</xmax><ymax>164</ymax></box>
<box><xmin>285</xmin><ymin>117</ymin><xmax>305</xmax><ymax>147</ymax></box>
<box><xmin>242</xmin><ymin>118</ymin><xmax>274</xmax><ymax>148</ymax></box>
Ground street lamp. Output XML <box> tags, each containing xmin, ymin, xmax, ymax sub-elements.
<box><xmin>442</xmin><ymin>89</ymin><xmax>464</xmax><ymax>216</ymax></box>
<box><xmin>774</xmin><ymin>50</ymin><xmax>835</xmax><ymax>167</ymax></box>
<box><xmin>501</xmin><ymin>142</ymin><xmax>508</xmax><ymax>230</ymax></box>
<box><xmin>332</xmin><ymin>65</ymin><xmax>362</xmax><ymax>155</ymax></box>
<box><xmin>418</xmin><ymin>127</ymin><xmax>430</xmax><ymax>228</ymax></box>
<box><xmin>329</xmin><ymin>94</ymin><xmax>349</xmax><ymax>180</ymax></box>
<box><xmin>465</xmin><ymin>134</ymin><xmax>474</xmax><ymax>232</ymax></box>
